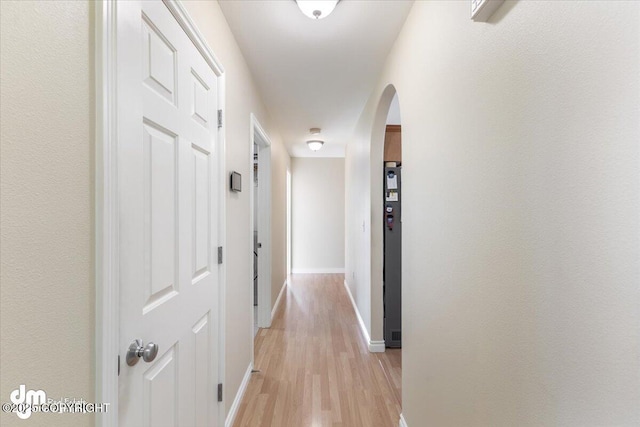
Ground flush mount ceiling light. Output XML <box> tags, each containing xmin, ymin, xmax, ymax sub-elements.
<box><xmin>296</xmin><ymin>0</ymin><xmax>339</xmax><ymax>20</ymax></box>
<box><xmin>307</xmin><ymin>140</ymin><xmax>324</xmax><ymax>151</ymax></box>
<box><xmin>306</xmin><ymin>128</ymin><xmax>324</xmax><ymax>151</ymax></box>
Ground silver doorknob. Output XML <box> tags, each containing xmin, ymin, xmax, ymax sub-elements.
<box><xmin>126</xmin><ymin>339</ymin><xmax>159</xmax><ymax>366</ymax></box>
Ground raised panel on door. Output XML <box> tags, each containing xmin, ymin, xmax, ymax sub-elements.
<box><xmin>142</xmin><ymin>119</ymin><xmax>179</xmax><ymax>314</ymax></box>
<box><xmin>186</xmin><ymin>51</ymin><xmax>217</xmax><ymax>149</ymax></box>
<box><xmin>143</xmin><ymin>345</ymin><xmax>178</xmax><ymax>427</ymax></box>
<box><xmin>190</xmin><ymin>69</ymin><xmax>210</xmax><ymax>128</ymax></box>
<box><xmin>142</xmin><ymin>12</ymin><xmax>177</xmax><ymax>105</ymax></box>
<box><xmin>192</xmin><ymin>144</ymin><xmax>211</xmax><ymax>283</ymax></box>
<box><xmin>192</xmin><ymin>313</ymin><xmax>211</xmax><ymax>426</ymax></box>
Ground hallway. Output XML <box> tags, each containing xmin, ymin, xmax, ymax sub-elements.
<box><xmin>2</xmin><ymin>2</ymin><xmax>638</xmax><ymax>426</ymax></box>
<box><xmin>233</xmin><ymin>274</ymin><xmax>402</xmax><ymax>427</ymax></box>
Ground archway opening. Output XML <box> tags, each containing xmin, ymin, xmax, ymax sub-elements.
<box><xmin>383</xmin><ymin>92</ymin><xmax>402</xmax><ymax>347</ymax></box>
<box><xmin>369</xmin><ymin>85</ymin><xmax>402</xmax><ymax>408</ymax></box>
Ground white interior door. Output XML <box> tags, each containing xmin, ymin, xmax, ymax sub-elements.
<box><xmin>117</xmin><ymin>1</ymin><xmax>220</xmax><ymax>426</ymax></box>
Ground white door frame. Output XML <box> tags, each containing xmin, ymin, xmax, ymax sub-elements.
<box><xmin>249</xmin><ymin>114</ymin><xmax>272</xmax><ymax>331</ymax></box>
<box><xmin>95</xmin><ymin>2</ymin><xmax>226</xmax><ymax>426</ymax></box>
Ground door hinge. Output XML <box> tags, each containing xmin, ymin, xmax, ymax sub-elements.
<box><xmin>217</xmin><ymin>383</ymin><xmax>223</xmax><ymax>402</ymax></box>
<box><xmin>118</xmin><ymin>355</ymin><xmax>120</xmax><ymax>376</ymax></box>
<box><xmin>217</xmin><ymin>246</ymin><xmax>223</xmax><ymax>264</ymax></box>
<box><xmin>217</xmin><ymin>110</ymin><xmax>223</xmax><ymax>128</ymax></box>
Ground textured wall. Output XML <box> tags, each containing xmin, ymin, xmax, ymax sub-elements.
<box><xmin>0</xmin><ymin>1</ymin><xmax>95</xmax><ymax>426</ymax></box>
<box><xmin>291</xmin><ymin>158</ymin><xmax>345</xmax><ymax>272</ymax></box>
<box><xmin>270</xmin><ymin>136</ymin><xmax>290</xmax><ymax>306</ymax></box>
<box><xmin>346</xmin><ymin>1</ymin><xmax>640</xmax><ymax>425</ymax></box>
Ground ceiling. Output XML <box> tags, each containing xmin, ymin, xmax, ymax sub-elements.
<box><xmin>219</xmin><ymin>0</ymin><xmax>414</xmax><ymax>157</ymax></box>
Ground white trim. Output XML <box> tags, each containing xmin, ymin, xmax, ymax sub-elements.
<box><xmin>97</xmin><ymin>2</ymin><xmax>226</xmax><ymax>425</ymax></box>
<box><xmin>343</xmin><ymin>280</ymin><xmax>370</xmax><ymax>343</ymax></box>
<box><xmin>215</xmin><ymin>51</ymin><xmax>228</xmax><ymax>427</ymax></box>
<box><xmin>95</xmin><ymin>2</ymin><xmax>118</xmax><ymax>426</ymax></box>
<box><xmin>250</xmin><ymin>113</ymin><xmax>272</xmax><ymax>329</ymax></box>
<box><xmin>343</xmin><ymin>280</ymin><xmax>385</xmax><ymax>353</ymax></box>
<box><xmin>225</xmin><ymin>363</ymin><xmax>253</xmax><ymax>427</ymax></box>
<box><xmin>291</xmin><ymin>268</ymin><xmax>345</xmax><ymax>274</ymax></box>
<box><xmin>399</xmin><ymin>413</ymin><xmax>408</xmax><ymax>427</ymax></box>
<box><xmin>271</xmin><ymin>279</ymin><xmax>288</xmax><ymax>321</ymax></box>
<box><xmin>162</xmin><ymin>0</ymin><xmax>224</xmax><ymax>75</ymax></box>
<box><xmin>369</xmin><ymin>340</ymin><xmax>386</xmax><ymax>352</ymax></box>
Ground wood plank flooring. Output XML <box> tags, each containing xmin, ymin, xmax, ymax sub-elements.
<box><xmin>233</xmin><ymin>274</ymin><xmax>402</xmax><ymax>427</ymax></box>
<box><xmin>376</xmin><ymin>348</ymin><xmax>401</xmax><ymax>408</ymax></box>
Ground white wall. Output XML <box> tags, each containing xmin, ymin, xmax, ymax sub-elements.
<box><xmin>1</xmin><ymin>2</ymin><xmax>94</xmax><ymax>426</ymax></box>
<box><xmin>386</xmin><ymin>93</ymin><xmax>401</xmax><ymax>125</ymax></box>
<box><xmin>0</xmin><ymin>2</ymin><xmax>290</xmax><ymax>424</ymax></box>
<box><xmin>292</xmin><ymin>158</ymin><xmax>345</xmax><ymax>273</ymax></box>
<box><xmin>268</xmin><ymin>133</ymin><xmax>290</xmax><ymax>307</ymax></box>
<box><xmin>345</xmin><ymin>1</ymin><xmax>640</xmax><ymax>426</ymax></box>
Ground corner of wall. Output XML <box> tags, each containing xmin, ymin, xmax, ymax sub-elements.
<box><xmin>343</xmin><ymin>279</ymin><xmax>385</xmax><ymax>353</ymax></box>
<box><xmin>224</xmin><ymin>363</ymin><xmax>253</xmax><ymax>427</ymax></box>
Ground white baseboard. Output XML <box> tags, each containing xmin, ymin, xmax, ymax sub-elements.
<box><xmin>369</xmin><ymin>340</ymin><xmax>386</xmax><ymax>352</ymax></box>
<box><xmin>225</xmin><ymin>363</ymin><xmax>253</xmax><ymax>427</ymax></box>
<box><xmin>343</xmin><ymin>280</ymin><xmax>385</xmax><ymax>353</ymax></box>
<box><xmin>271</xmin><ymin>279</ymin><xmax>287</xmax><ymax>321</ymax></box>
<box><xmin>291</xmin><ymin>268</ymin><xmax>345</xmax><ymax>274</ymax></box>
<box><xmin>399</xmin><ymin>413</ymin><xmax>408</xmax><ymax>427</ymax></box>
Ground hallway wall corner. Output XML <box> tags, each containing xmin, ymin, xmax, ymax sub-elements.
<box><xmin>343</xmin><ymin>279</ymin><xmax>385</xmax><ymax>353</ymax></box>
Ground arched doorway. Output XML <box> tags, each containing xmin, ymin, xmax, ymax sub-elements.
<box><xmin>369</xmin><ymin>84</ymin><xmax>402</xmax><ymax>407</ymax></box>
<box><xmin>382</xmin><ymin>93</ymin><xmax>402</xmax><ymax>348</ymax></box>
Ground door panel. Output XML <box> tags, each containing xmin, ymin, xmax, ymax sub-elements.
<box><xmin>118</xmin><ymin>1</ymin><xmax>220</xmax><ymax>425</ymax></box>
<box><xmin>192</xmin><ymin>313</ymin><xmax>211</xmax><ymax>426</ymax></box>
<box><xmin>191</xmin><ymin>70</ymin><xmax>211</xmax><ymax>127</ymax></box>
<box><xmin>143</xmin><ymin>120</ymin><xmax>179</xmax><ymax>312</ymax></box>
<box><xmin>143</xmin><ymin>346</ymin><xmax>178</xmax><ymax>427</ymax></box>
<box><xmin>192</xmin><ymin>144</ymin><xmax>210</xmax><ymax>282</ymax></box>
<box><xmin>142</xmin><ymin>13</ymin><xmax>177</xmax><ymax>104</ymax></box>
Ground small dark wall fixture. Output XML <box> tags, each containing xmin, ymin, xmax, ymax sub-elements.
<box><xmin>230</xmin><ymin>171</ymin><xmax>242</xmax><ymax>192</ymax></box>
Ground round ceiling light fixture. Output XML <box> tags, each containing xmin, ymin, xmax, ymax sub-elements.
<box><xmin>306</xmin><ymin>140</ymin><xmax>325</xmax><ymax>151</ymax></box>
<box><xmin>296</xmin><ymin>0</ymin><xmax>339</xmax><ymax>20</ymax></box>
<box><xmin>307</xmin><ymin>128</ymin><xmax>324</xmax><ymax>151</ymax></box>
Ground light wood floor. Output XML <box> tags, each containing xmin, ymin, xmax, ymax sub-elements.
<box><xmin>377</xmin><ymin>348</ymin><xmax>401</xmax><ymax>407</ymax></box>
<box><xmin>233</xmin><ymin>274</ymin><xmax>402</xmax><ymax>427</ymax></box>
